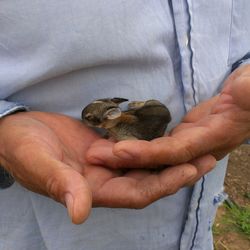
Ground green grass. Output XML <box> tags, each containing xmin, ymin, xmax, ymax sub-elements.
<box><xmin>213</xmin><ymin>198</ymin><xmax>250</xmax><ymax>250</ymax></box>
<box><xmin>222</xmin><ymin>199</ymin><xmax>250</xmax><ymax>239</ymax></box>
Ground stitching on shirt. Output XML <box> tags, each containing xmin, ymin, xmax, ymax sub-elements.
<box><xmin>186</xmin><ymin>0</ymin><xmax>197</xmax><ymax>106</ymax></box>
<box><xmin>190</xmin><ymin>176</ymin><xmax>205</xmax><ymax>250</ymax></box>
<box><xmin>227</xmin><ymin>0</ymin><xmax>234</xmax><ymax>66</ymax></box>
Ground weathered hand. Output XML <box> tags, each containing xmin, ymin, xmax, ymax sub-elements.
<box><xmin>87</xmin><ymin>65</ymin><xmax>250</xmax><ymax>168</ymax></box>
<box><xmin>0</xmin><ymin>112</ymin><xmax>94</xmax><ymax>224</ymax></box>
<box><xmin>0</xmin><ymin>112</ymin><xmax>215</xmax><ymax>225</ymax></box>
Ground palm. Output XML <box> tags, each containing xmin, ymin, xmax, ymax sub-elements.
<box><xmin>161</xmin><ymin>66</ymin><xmax>250</xmax><ymax>163</ymax></box>
<box><xmin>0</xmin><ymin>112</ymin><xmax>96</xmax><ymax>194</ymax></box>
<box><xmin>23</xmin><ymin>112</ymin><xmax>165</xmax><ymax>207</ymax></box>
<box><xmin>170</xmin><ymin>90</ymin><xmax>250</xmax><ymax>161</ymax></box>
<box><xmin>1</xmin><ymin>111</ymin><xmax>188</xmax><ymax>211</ymax></box>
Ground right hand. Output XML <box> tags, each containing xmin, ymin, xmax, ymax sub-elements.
<box><xmin>0</xmin><ymin>111</ymin><xmax>216</xmax><ymax>224</ymax></box>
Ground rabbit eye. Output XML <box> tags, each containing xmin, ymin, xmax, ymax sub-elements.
<box><xmin>85</xmin><ymin>113</ymin><xmax>93</xmax><ymax>120</ymax></box>
<box><xmin>85</xmin><ymin>114</ymin><xmax>101</xmax><ymax>124</ymax></box>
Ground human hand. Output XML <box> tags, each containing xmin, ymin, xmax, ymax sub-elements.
<box><xmin>0</xmin><ymin>112</ymin><xmax>94</xmax><ymax>224</ymax></box>
<box><xmin>0</xmin><ymin>112</ymin><xmax>215</xmax><ymax>225</ymax></box>
<box><xmin>87</xmin><ymin>65</ymin><xmax>250</xmax><ymax>168</ymax></box>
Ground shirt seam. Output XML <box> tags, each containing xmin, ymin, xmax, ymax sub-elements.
<box><xmin>186</xmin><ymin>0</ymin><xmax>197</xmax><ymax>106</ymax></box>
<box><xmin>190</xmin><ymin>176</ymin><xmax>206</xmax><ymax>250</ymax></box>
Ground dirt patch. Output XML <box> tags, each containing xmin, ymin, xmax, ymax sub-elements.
<box><xmin>213</xmin><ymin>145</ymin><xmax>250</xmax><ymax>250</ymax></box>
<box><xmin>225</xmin><ymin>145</ymin><xmax>250</xmax><ymax>207</ymax></box>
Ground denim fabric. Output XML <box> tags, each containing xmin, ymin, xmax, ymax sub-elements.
<box><xmin>0</xmin><ymin>0</ymin><xmax>249</xmax><ymax>249</ymax></box>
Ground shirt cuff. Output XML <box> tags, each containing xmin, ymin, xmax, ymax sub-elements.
<box><xmin>0</xmin><ymin>100</ymin><xmax>29</xmax><ymax>119</ymax></box>
<box><xmin>231</xmin><ymin>52</ymin><xmax>250</xmax><ymax>72</ymax></box>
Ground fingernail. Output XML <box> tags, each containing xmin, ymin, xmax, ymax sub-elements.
<box><xmin>115</xmin><ymin>150</ymin><xmax>134</xmax><ymax>161</ymax></box>
<box><xmin>65</xmin><ymin>192</ymin><xmax>74</xmax><ymax>220</ymax></box>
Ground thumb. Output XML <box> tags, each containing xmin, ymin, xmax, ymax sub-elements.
<box><xmin>45</xmin><ymin>161</ymin><xmax>92</xmax><ymax>224</ymax></box>
<box><xmin>231</xmin><ymin>75</ymin><xmax>250</xmax><ymax>110</ymax></box>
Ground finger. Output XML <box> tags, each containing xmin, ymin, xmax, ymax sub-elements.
<box><xmin>169</xmin><ymin>122</ymin><xmax>194</xmax><ymax>135</ymax></box>
<box><xmin>111</xmin><ymin>120</ymin><xmax>222</xmax><ymax>167</ymax></box>
<box><xmin>86</xmin><ymin>139</ymin><xmax>139</xmax><ymax>168</ymax></box>
<box><xmin>10</xmin><ymin>148</ymin><xmax>92</xmax><ymax>224</ymax></box>
<box><xmin>110</xmin><ymin>137</ymin><xmax>191</xmax><ymax>167</ymax></box>
<box><xmin>46</xmin><ymin>164</ymin><xmax>92</xmax><ymax>224</ymax></box>
<box><xmin>93</xmin><ymin>161</ymin><xmax>198</xmax><ymax>208</ymax></box>
<box><xmin>231</xmin><ymin>75</ymin><xmax>250</xmax><ymax>110</ymax></box>
<box><xmin>87</xmin><ymin>135</ymin><xmax>205</xmax><ymax>168</ymax></box>
<box><xmin>186</xmin><ymin>154</ymin><xmax>216</xmax><ymax>186</ymax></box>
<box><xmin>87</xmin><ymin>136</ymin><xmax>190</xmax><ymax>168</ymax></box>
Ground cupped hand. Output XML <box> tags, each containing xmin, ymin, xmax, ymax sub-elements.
<box><xmin>0</xmin><ymin>111</ymin><xmax>216</xmax><ymax>225</ymax></box>
<box><xmin>0</xmin><ymin>112</ymin><xmax>95</xmax><ymax>224</ymax></box>
<box><xmin>87</xmin><ymin>65</ymin><xmax>250</xmax><ymax>168</ymax></box>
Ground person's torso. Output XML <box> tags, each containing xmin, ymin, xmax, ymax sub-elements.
<box><xmin>0</xmin><ymin>1</ymin><xmax>249</xmax><ymax>249</ymax></box>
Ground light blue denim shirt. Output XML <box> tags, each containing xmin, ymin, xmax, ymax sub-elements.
<box><xmin>0</xmin><ymin>1</ymin><xmax>249</xmax><ymax>249</ymax></box>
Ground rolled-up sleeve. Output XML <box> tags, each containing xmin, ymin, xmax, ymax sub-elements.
<box><xmin>0</xmin><ymin>100</ymin><xmax>28</xmax><ymax>119</ymax></box>
<box><xmin>231</xmin><ymin>52</ymin><xmax>250</xmax><ymax>72</ymax></box>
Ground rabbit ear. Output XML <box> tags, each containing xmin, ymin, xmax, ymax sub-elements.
<box><xmin>104</xmin><ymin>107</ymin><xmax>122</xmax><ymax>120</ymax></box>
<box><xmin>111</xmin><ymin>97</ymin><xmax>128</xmax><ymax>104</ymax></box>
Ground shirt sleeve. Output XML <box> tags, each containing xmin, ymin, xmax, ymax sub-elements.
<box><xmin>231</xmin><ymin>52</ymin><xmax>250</xmax><ymax>72</ymax></box>
<box><xmin>0</xmin><ymin>100</ymin><xmax>29</xmax><ymax>119</ymax></box>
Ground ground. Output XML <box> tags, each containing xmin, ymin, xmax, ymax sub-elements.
<box><xmin>213</xmin><ymin>145</ymin><xmax>250</xmax><ymax>250</ymax></box>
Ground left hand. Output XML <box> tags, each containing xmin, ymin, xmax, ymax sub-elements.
<box><xmin>87</xmin><ymin>65</ymin><xmax>250</xmax><ymax>168</ymax></box>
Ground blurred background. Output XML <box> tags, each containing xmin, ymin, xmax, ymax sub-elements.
<box><xmin>213</xmin><ymin>145</ymin><xmax>250</xmax><ymax>250</ymax></box>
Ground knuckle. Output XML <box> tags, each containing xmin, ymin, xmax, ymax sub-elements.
<box><xmin>127</xmin><ymin>187</ymin><xmax>155</xmax><ymax>209</ymax></box>
<box><xmin>139</xmin><ymin>186</ymin><xmax>156</xmax><ymax>201</ymax></box>
<box><xmin>182</xmin><ymin>142</ymin><xmax>198</xmax><ymax>161</ymax></box>
<box><xmin>162</xmin><ymin>179</ymin><xmax>179</xmax><ymax>195</ymax></box>
<box><xmin>132</xmin><ymin>182</ymin><xmax>179</xmax><ymax>208</ymax></box>
<box><xmin>136</xmin><ymin>183</ymin><xmax>162</xmax><ymax>207</ymax></box>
